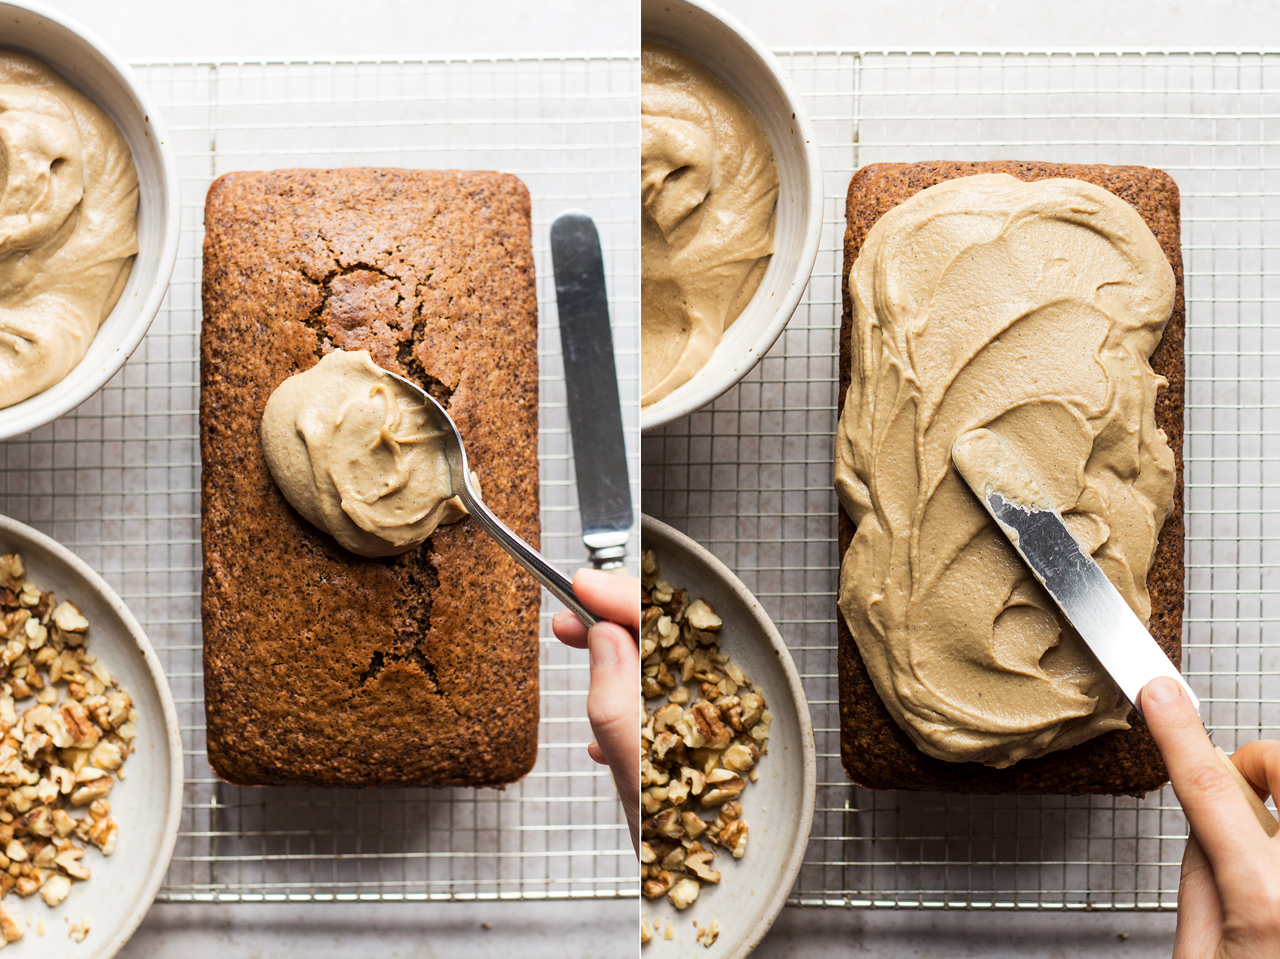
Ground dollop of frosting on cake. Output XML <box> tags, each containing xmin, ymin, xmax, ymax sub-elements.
<box><xmin>261</xmin><ymin>349</ymin><xmax>466</xmax><ymax>558</ymax></box>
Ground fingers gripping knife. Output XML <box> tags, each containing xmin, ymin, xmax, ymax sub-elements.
<box><xmin>952</xmin><ymin>428</ymin><xmax>1277</xmax><ymax>834</ymax></box>
<box><xmin>550</xmin><ymin>211</ymin><xmax>634</xmax><ymax>573</ymax></box>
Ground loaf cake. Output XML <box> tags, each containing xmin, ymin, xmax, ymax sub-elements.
<box><xmin>837</xmin><ymin>161</ymin><xmax>1185</xmax><ymax>795</ymax></box>
<box><xmin>201</xmin><ymin>168</ymin><xmax>541</xmax><ymax>788</ymax></box>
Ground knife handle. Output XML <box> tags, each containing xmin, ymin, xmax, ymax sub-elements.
<box><xmin>588</xmin><ymin>544</ymin><xmax>628</xmax><ymax>573</ymax></box>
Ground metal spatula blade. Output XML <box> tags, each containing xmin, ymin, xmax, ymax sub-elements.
<box><xmin>950</xmin><ymin>427</ymin><xmax>1196</xmax><ymax>715</ymax></box>
<box><xmin>550</xmin><ymin>211</ymin><xmax>634</xmax><ymax>571</ymax></box>
<box><xmin>952</xmin><ymin>429</ymin><xmax>1278</xmax><ymax>834</ymax></box>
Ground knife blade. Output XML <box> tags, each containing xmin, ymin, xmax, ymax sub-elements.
<box><xmin>950</xmin><ymin>427</ymin><xmax>1197</xmax><ymax>715</ymax></box>
<box><xmin>953</xmin><ymin>427</ymin><xmax>1277</xmax><ymax>834</ymax></box>
<box><xmin>550</xmin><ymin>211</ymin><xmax>633</xmax><ymax>571</ymax></box>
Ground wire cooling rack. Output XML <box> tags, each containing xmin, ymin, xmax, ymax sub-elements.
<box><xmin>0</xmin><ymin>55</ymin><xmax>638</xmax><ymax>902</ymax></box>
<box><xmin>642</xmin><ymin>49</ymin><xmax>1280</xmax><ymax>910</ymax></box>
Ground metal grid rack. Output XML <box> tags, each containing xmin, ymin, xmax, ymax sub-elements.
<box><xmin>642</xmin><ymin>49</ymin><xmax>1280</xmax><ymax>910</ymax></box>
<box><xmin>0</xmin><ymin>55</ymin><xmax>639</xmax><ymax>902</ymax></box>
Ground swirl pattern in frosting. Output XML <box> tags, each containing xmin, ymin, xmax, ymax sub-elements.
<box><xmin>640</xmin><ymin>41</ymin><xmax>778</xmax><ymax>407</ymax></box>
<box><xmin>261</xmin><ymin>349</ymin><xmax>467</xmax><ymax>558</ymax></box>
<box><xmin>0</xmin><ymin>52</ymin><xmax>138</xmax><ymax>408</ymax></box>
<box><xmin>834</xmin><ymin>174</ymin><xmax>1176</xmax><ymax>768</ymax></box>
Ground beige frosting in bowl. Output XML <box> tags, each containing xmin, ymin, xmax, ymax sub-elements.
<box><xmin>0</xmin><ymin>52</ymin><xmax>138</xmax><ymax>409</ymax></box>
<box><xmin>834</xmin><ymin>174</ymin><xmax>1176</xmax><ymax>768</ymax></box>
<box><xmin>641</xmin><ymin>41</ymin><xmax>778</xmax><ymax>407</ymax></box>
<box><xmin>261</xmin><ymin>349</ymin><xmax>467</xmax><ymax>558</ymax></box>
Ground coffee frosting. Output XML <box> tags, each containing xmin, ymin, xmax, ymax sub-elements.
<box><xmin>0</xmin><ymin>52</ymin><xmax>138</xmax><ymax>409</ymax></box>
<box><xmin>261</xmin><ymin>349</ymin><xmax>466</xmax><ymax>558</ymax></box>
<box><xmin>641</xmin><ymin>41</ymin><xmax>778</xmax><ymax>407</ymax></box>
<box><xmin>834</xmin><ymin>174</ymin><xmax>1176</xmax><ymax>768</ymax></box>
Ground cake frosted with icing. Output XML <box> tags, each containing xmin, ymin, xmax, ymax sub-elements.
<box><xmin>836</xmin><ymin>160</ymin><xmax>1185</xmax><ymax>796</ymax></box>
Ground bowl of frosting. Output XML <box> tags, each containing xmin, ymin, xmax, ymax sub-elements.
<box><xmin>0</xmin><ymin>1</ymin><xmax>179</xmax><ymax>440</ymax></box>
<box><xmin>640</xmin><ymin>0</ymin><xmax>823</xmax><ymax>432</ymax></box>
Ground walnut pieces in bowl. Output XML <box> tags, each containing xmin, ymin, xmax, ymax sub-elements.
<box><xmin>641</xmin><ymin>549</ymin><xmax>772</xmax><ymax>922</ymax></box>
<box><xmin>640</xmin><ymin>515</ymin><xmax>815</xmax><ymax>959</ymax></box>
<box><xmin>0</xmin><ymin>514</ymin><xmax>182</xmax><ymax>959</ymax></box>
<box><xmin>0</xmin><ymin>551</ymin><xmax>136</xmax><ymax>945</ymax></box>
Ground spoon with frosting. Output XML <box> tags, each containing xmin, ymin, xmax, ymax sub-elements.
<box><xmin>261</xmin><ymin>348</ymin><xmax>598</xmax><ymax>626</ymax></box>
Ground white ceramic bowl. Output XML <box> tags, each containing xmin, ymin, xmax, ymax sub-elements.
<box><xmin>641</xmin><ymin>0</ymin><xmax>823</xmax><ymax>432</ymax></box>
<box><xmin>0</xmin><ymin>0</ymin><xmax>179</xmax><ymax>441</ymax></box>
<box><xmin>0</xmin><ymin>515</ymin><xmax>182</xmax><ymax>959</ymax></box>
<box><xmin>642</xmin><ymin>515</ymin><xmax>815</xmax><ymax>959</ymax></box>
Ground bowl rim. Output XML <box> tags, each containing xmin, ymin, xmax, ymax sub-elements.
<box><xmin>641</xmin><ymin>513</ymin><xmax>817</xmax><ymax>959</ymax></box>
<box><xmin>640</xmin><ymin>0</ymin><xmax>824</xmax><ymax>433</ymax></box>
<box><xmin>0</xmin><ymin>513</ymin><xmax>184</xmax><ymax>959</ymax></box>
<box><xmin>0</xmin><ymin>0</ymin><xmax>181</xmax><ymax>441</ymax></box>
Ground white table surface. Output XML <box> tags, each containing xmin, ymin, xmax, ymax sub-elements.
<box><xmin>25</xmin><ymin>1</ymin><xmax>1280</xmax><ymax>957</ymax></box>
<box><xmin>40</xmin><ymin>0</ymin><xmax>633</xmax><ymax>58</ymax></box>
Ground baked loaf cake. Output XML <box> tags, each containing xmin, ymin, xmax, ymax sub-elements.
<box><xmin>201</xmin><ymin>168</ymin><xmax>541</xmax><ymax>788</ymax></box>
<box><xmin>837</xmin><ymin>161</ymin><xmax>1185</xmax><ymax>795</ymax></box>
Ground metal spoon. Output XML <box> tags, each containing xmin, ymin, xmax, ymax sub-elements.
<box><xmin>382</xmin><ymin>368</ymin><xmax>599</xmax><ymax>628</ymax></box>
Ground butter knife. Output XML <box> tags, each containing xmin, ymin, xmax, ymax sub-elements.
<box><xmin>953</xmin><ymin>427</ymin><xmax>1276</xmax><ymax>834</ymax></box>
<box><xmin>551</xmin><ymin>211</ymin><xmax>633</xmax><ymax>571</ymax></box>
<box><xmin>951</xmin><ymin>427</ymin><xmax>1196</xmax><ymax>714</ymax></box>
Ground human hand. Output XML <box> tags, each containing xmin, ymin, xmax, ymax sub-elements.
<box><xmin>1140</xmin><ymin>675</ymin><xmax>1280</xmax><ymax>959</ymax></box>
<box><xmin>552</xmin><ymin>567</ymin><xmax>640</xmax><ymax>855</ymax></box>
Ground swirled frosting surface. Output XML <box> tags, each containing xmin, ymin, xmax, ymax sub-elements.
<box><xmin>261</xmin><ymin>349</ymin><xmax>466</xmax><ymax>558</ymax></box>
<box><xmin>0</xmin><ymin>52</ymin><xmax>138</xmax><ymax>408</ymax></box>
<box><xmin>640</xmin><ymin>41</ymin><xmax>778</xmax><ymax>407</ymax></box>
<box><xmin>834</xmin><ymin>174</ymin><xmax>1176</xmax><ymax>768</ymax></box>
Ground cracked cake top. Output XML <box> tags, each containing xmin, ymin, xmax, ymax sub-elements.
<box><xmin>199</xmin><ymin>168</ymin><xmax>541</xmax><ymax>788</ymax></box>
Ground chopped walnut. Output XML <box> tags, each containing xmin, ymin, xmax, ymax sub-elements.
<box><xmin>66</xmin><ymin>913</ymin><xmax>90</xmax><ymax>942</ymax></box>
<box><xmin>40</xmin><ymin>871</ymin><xmax>70</xmax><ymax>906</ymax></box>
<box><xmin>0</xmin><ymin>553</ymin><xmax>132</xmax><ymax>930</ymax></box>
<box><xmin>50</xmin><ymin>603</ymin><xmax>88</xmax><ymax>634</ymax></box>
<box><xmin>695</xmin><ymin>918</ymin><xmax>721</xmax><ymax>948</ymax></box>
<box><xmin>0</xmin><ymin>903</ymin><xmax>20</xmax><ymax>943</ymax></box>
<box><xmin>639</xmin><ymin>548</ymin><xmax>771</xmax><ymax>940</ymax></box>
<box><xmin>667</xmin><ymin>876</ymin><xmax>700</xmax><ymax>911</ymax></box>
<box><xmin>642</xmin><ymin>869</ymin><xmax>675</xmax><ymax>900</ymax></box>
<box><xmin>684</xmin><ymin>843</ymin><xmax>720</xmax><ymax>883</ymax></box>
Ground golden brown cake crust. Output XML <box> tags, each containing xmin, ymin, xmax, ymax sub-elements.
<box><xmin>201</xmin><ymin>168</ymin><xmax>541</xmax><ymax>788</ymax></box>
<box><xmin>839</xmin><ymin>160</ymin><xmax>1185</xmax><ymax>795</ymax></box>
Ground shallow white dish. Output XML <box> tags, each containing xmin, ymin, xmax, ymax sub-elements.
<box><xmin>640</xmin><ymin>0</ymin><xmax>824</xmax><ymax>432</ymax></box>
<box><xmin>641</xmin><ymin>515</ymin><xmax>815</xmax><ymax>959</ymax></box>
<box><xmin>0</xmin><ymin>0</ymin><xmax>180</xmax><ymax>441</ymax></box>
<box><xmin>0</xmin><ymin>514</ymin><xmax>182</xmax><ymax>958</ymax></box>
